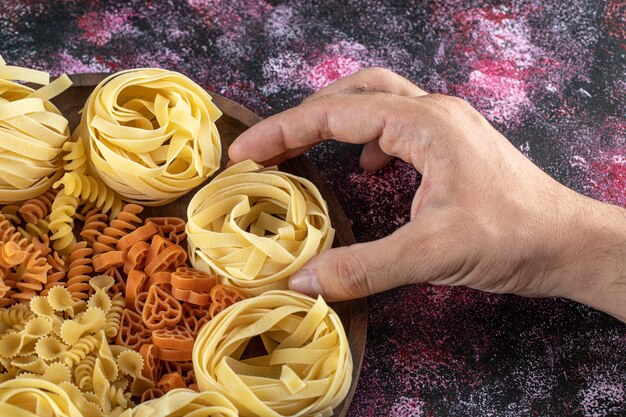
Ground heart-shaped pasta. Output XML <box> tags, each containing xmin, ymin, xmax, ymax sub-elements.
<box><xmin>74</xmin><ymin>68</ymin><xmax>222</xmax><ymax>205</ymax></box>
<box><xmin>186</xmin><ymin>160</ymin><xmax>335</xmax><ymax>296</ymax></box>
<box><xmin>193</xmin><ymin>290</ymin><xmax>352</xmax><ymax>417</ymax></box>
<box><xmin>0</xmin><ymin>57</ymin><xmax>72</xmax><ymax>203</ymax></box>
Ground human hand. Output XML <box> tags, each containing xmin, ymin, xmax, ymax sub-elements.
<box><xmin>229</xmin><ymin>68</ymin><xmax>626</xmax><ymax>322</ymax></box>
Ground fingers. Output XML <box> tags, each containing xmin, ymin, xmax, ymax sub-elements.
<box><xmin>360</xmin><ymin>141</ymin><xmax>392</xmax><ymax>171</ymax></box>
<box><xmin>230</xmin><ymin>92</ymin><xmax>392</xmax><ymax>163</ymax></box>
<box><xmin>230</xmin><ymin>92</ymin><xmax>442</xmax><ymax>170</ymax></box>
<box><xmin>288</xmin><ymin>207</ymin><xmax>478</xmax><ymax>301</ymax></box>
<box><xmin>304</xmin><ymin>67</ymin><xmax>428</xmax><ymax>102</ymax></box>
<box><xmin>288</xmin><ymin>233</ymin><xmax>411</xmax><ymax>301</ymax></box>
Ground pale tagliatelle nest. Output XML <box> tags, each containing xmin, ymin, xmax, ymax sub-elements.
<box><xmin>186</xmin><ymin>160</ymin><xmax>335</xmax><ymax>296</ymax></box>
<box><xmin>75</xmin><ymin>68</ymin><xmax>222</xmax><ymax>205</ymax></box>
<box><xmin>192</xmin><ymin>290</ymin><xmax>353</xmax><ymax>417</ymax></box>
<box><xmin>0</xmin><ymin>56</ymin><xmax>72</xmax><ymax>203</ymax></box>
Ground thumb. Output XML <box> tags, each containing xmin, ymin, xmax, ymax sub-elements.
<box><xmin>288</xmin><ymin>232</ymin><xmax>412</xmax><ymax>301</ymax></box>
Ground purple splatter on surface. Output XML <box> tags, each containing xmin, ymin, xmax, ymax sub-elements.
<box><xmin>1</xmin><ymin>0</ymin><xmax>624</xmax><ymax>415</ymax></box>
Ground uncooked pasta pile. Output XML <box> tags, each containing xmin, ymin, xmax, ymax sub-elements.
<box><xmin>0</xmin><ymin>60</ymin><xmax>352</xmax><ymax>417</ymax></box>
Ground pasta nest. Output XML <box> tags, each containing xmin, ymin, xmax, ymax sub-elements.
<box><xmin>0</xmin><ymin>378</ymin><xmax>103</xmax><ymax>417</ymax></box>
<box><xmin>119</xmin><ymin>388</ymin><xmax>238</xmax><ymax>417</ymax></box>
<box><xmin>0</xmin><ymin>57</ymin><xmax>72</xmax><ymax>203</ymax></box>
<box><xmin>192</xmin><ymin>290</ymin><xmax>353</xmax><ymax>417</ymax></box>
<box><xmin>75</xmin><ymin>68</ymin><xmax>222</xmax><ymax>205</ymax></box>
<box><xmin>186</xmin><ymin>160</ymin><xmax>335</xmax><ymax>296</ymax></box>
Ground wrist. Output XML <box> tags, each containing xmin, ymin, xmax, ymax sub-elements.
<box><xmin>555</xmin><ymin>197</ymin><xmax>626</xmax><ymax>321</ymax></box>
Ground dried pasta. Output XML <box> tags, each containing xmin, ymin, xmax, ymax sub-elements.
<box><xmin>48</xmin><ymin>192</ymin><xmax>79</xmax><ymax>253</ymax></box>
<box><xmin>54</xmin><ymin>171</ymin><xmax>123</xmax><ymax>217</ymax></box>
<box><xmin>19</xmin><ymin>189</ymin><xmax>57</xmax><ymax>224</ymax></box>
<box><xmin>120</xmin><ymin>388</ymin><xmax>239</xmax><ymax>417</ymax></box>
<box><xmin>0</xmin><ymin>57</ymin><xmax>72</xmax><ymax>203</ymax></box>
<box><xmin>0</xmin><ymin>378</ymin><xmax>102</xmax><ymax>417</ymax></box>
<box><xmin>187</xmin><ymin>160</ymin><xmax>335</xmax><ymax>296</ymax></box>
<box><xmin>193</xmin><ymin>290</ymin><xmax>352</xmax><ymax>417</ymax></box>
<box><xmin>74</xmin><ymin>68</ymin><xmax>223</xmax><ymax>205</ymax></box>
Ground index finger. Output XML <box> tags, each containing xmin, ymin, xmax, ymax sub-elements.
<box><xmin>228</xmin><ymin>92</ymin><xmax>430</xmax><ymax>169</ymax></box>
<box><xmin>304</xmin><ymin>67</ymin><xmax>428</xmax><ymax>102</ymax></box>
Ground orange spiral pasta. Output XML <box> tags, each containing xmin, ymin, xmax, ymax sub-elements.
<box><xmin>80</xmin><ymin>209</ymin><xmax>108</xmax><ymax>246</ymax></box>
<box><xmin>41</xmin><ymin>251</ymin><xmax>68</xmax><ymax>296</ymax></box>
<box><xmin>66</xmin><ymin>241</ymin><xmax>94</xmax><ymax>301</ymax></box>
<box><xmin>93</xmin><ymin>204</ymin><xmax>143</xmax><ymax>255</ymax></box>
<box><xmin>19</xmin><ymin>189</ymin><xmax>57</xmax><ymax>224</ymax></box>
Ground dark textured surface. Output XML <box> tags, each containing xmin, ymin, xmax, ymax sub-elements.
<box><xmin>2</xmin><ymin>1</ymin><xmax>624</xmax><ymax>415</ymax></box>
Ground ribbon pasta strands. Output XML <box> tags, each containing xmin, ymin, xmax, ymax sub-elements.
<box><xmin>187</xmin><ymin>160</ymin><xmax>335</xmax><ymax>296</ymax></box>
<box><xmin>0</xmin><ymin>378</ymin><xmax>103</xmax><ymax>417</ymax></box>
<box><xmin>119</xmin><ymin>388</ymin><xmax>238</xmax><ymax>417</ymax></box>
<box><xmin>74</xmin><ymin>68</ymin><xmax>223</xmax><ymax>205</ymax></box>
<box><xmin>193</xmin><ymin>290</ymin><xmax>353</xmax><ymax>417</ymax></box>
<box><xmin>0</xmin><ymin>57</ymin><xmax>72</xmax><ymax>203</ymax></box>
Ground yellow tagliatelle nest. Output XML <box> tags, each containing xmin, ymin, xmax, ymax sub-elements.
<box><xmin>193</xmin><ymin>290</ymin><xmax>353</xmax><ymax>417</ymax></box>
<box><xmin>74</xmin><ymin>68</ymin><xmax>222</xmax><ymax>205</ymax></box>
<box><xmin>0</xmin><ymin>378</ymin><xmax>104</xmax><ymax>417</ymax></box>
<box><xmin>186</xmin><ymin>160</ymin><xmax>335</xmax><ymax>296</ymax></box>
<box><xmin>119</xmin><ymin>388</ymin><xmax>238</xmax><ymax>417</ymax></box>
<box><xmin>0</xmin><ymin>56</ymin><xmax>72</xmax><ymax>203</ymax></box>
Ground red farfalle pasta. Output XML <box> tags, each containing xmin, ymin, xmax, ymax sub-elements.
<box><xmin>18</xmin><ymin>189</ymin><xmax>58</xmax><ymax>224</ymax></box>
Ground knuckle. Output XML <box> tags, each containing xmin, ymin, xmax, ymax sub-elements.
<box><xmin>360</xmin><ymin>66</ymin><xmax>396</xmax><ymax>79</ymax></box>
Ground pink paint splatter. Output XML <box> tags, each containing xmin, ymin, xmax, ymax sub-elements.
<box><xmin>52</xmin><ymin>51</ymin><xmax>110</xmax><ymax>75</ymax></box>
<box><xmin>188</xmin><ymin>0</ymin><xmax>271</xmax><ymax>30</ymax></box>
<box><xmin>436</xmin><ymin>4</ymin><xmax>565</xmax><ymax>124</ymax></box>
<box><xmin>305</xmin><ymin>55</ymin><xmax>361</xmax><ymax>90</ymax></box>
<box><xmin>579</xmin><ymin>379</ymin><xmax>625</xmax><ymax>417</ymax></box>
<box><xmin>78</xmin><ymin>9</ymin><xmax>136</xmax><ymax>47</ymax></box>
<box><xmin>262</xmin><ymin>41</ymin><xmax>366</xmax><ymax>93</ymax></box>
<box><xmin>589</xmin><ymin>151</ymin><xmax>626</xmax><ymax>207</ymax></box>
<box><xmin>390</xmin><ymin>396</ymin><xmax>425</xmax><ymax>417</ymax></box>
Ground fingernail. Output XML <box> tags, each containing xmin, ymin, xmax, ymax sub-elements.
<box><xmin>289</xmin><ymin>270</ymin><xmax>323</xmax><ymax>296</ymax></box>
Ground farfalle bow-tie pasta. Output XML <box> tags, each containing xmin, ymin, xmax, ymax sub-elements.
<box><xmin>193</xmin><ymin>290</ymin><xmax>353</xmax><ymax>417</ymax></box>
<box><xmin>74</xmin><ymin>68</ymin><xmax>222</xmax><ymax>205</ymax></box>
<box><xmin>186</xmin><ymin>160</ymin><xmax>335</xmax><ymax>296</ymax></box>
<box><xmin>0</xmin><ymin>56</ymin><xmax>72</xmax><ymax>203</ymax></box>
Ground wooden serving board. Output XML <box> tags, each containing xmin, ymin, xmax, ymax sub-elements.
<box><xmin>52</xmin><ymin>73</ymin><xmax>367</xmax><ymax>417</ymax></box>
